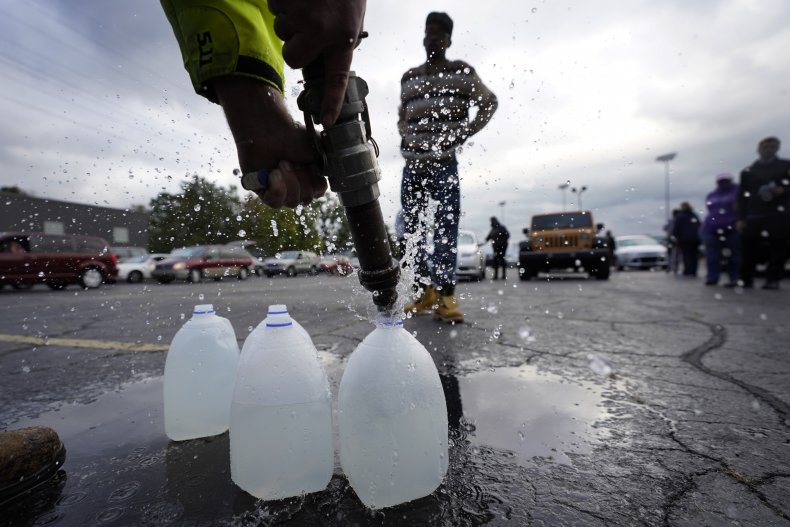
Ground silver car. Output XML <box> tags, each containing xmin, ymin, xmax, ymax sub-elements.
<box><xmin>116</xmin><ymin>253</ymin><xmax>169</xmax><ymax>283</ymax></box>
<box><xmin>261</xmin><ymin>250</ymin><xmax>321</xmax><ymax>277</ymax></box>
<box><xmin>615</xmin><ymin>235</ymin><xmax>669</xmax><ymax>270</ymax></box>
<box><xmin>455</xmin><ymin>230</ymin><xmax>486</xmax><ymax>281</ymax></box>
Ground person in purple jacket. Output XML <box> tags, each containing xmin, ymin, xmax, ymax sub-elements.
<box><xmin>701</xmin><ymin>173</ymin><xmax>740</xmax><ymax>286</ymax></box>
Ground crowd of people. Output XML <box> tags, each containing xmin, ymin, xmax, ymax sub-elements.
<box><xmin>665</xmin><ymin>137</ymin><xmax>789</xmax><ymax>290</ymax></box>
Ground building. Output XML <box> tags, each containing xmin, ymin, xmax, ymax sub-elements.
<box><xmin>0</xmin><ymin>192</ymin><xmax>149</xmax><ymax>249</ymax></box>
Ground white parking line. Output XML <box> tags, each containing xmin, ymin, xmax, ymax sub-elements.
<box><xmin>0</xmin><ymin>334</ymin><xmax>169</xmax><ymax>352</ymax></box>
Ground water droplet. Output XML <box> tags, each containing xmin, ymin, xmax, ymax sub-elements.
<box><xmin>194</xmin><ymin>204</ymin><xmax>201</xmax><ymax>212</ymax></box>
<box><xmin>22</xmin><ymin>366</ymin><xmax>30</xmax><ymax>374</ymax></box>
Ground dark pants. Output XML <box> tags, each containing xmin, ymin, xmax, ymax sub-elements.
<box><xmin>677</xmin><ymin>241</ymin><xmax>699</xmax><ymax>276</ymax></box>
<box><xmin>741</xmin><ymin>235</ymin><xmax>789</xmax><ymax>285</ymax></box>
<box><xmin>701</xmin><ymin>229</ymin><xmax>740</xmax><ymax>283</ymax></box>
<box><xmin>401</xmin><ymin>159</ymin><xmax>461</xmax><ymax>294</ymax></box>
<box><xmin>492</xmin><ymin>250</ymin><xmax>507</xmax><ymax>279</ymax></box>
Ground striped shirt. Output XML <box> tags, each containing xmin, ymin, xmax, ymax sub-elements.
<box><xmin>399</xmin><ymin>60</ymin><xmax>492</xmax><ymax>165</ymax></box>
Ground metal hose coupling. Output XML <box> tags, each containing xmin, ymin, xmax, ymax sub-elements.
<box><xmin>298</xmin><ymin>62</ymin><xmax>400</xmax><ymax>312</ymax></box>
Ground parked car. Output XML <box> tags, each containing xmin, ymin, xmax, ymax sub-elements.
<box><xmin>152</xmin><ymin>245</ymin><xmax>254</xmax><ymax>283</ymax></box>
<box><xmin>111</xmin><ymin>246</ymin><xmax>148</xmax><ymax>260</ymax></box>
<box><xmin>519</xmin><ymin>210</ymin><xmax>610</xmax><ymax>280</ymax></box>
<box><xmin>117</xmin><ymin>253</ymin><xmax>170</xmax><ymax>283</ymax></box>
<box><xmin>0</xmin><ymin>232</ymin><xmax>118</xmax><ymax>290</ymax></box>
<box><xmin>339</xmin><ymin>250</ymin><xmax>360</xmax><ymax>270</ymax></box>
<box><xmin>456</xmin><ymin>230</ymin><xmax>486</xmax><ymax>281</ymax></box>
<box><xmin>261</xmin><ymin>250</ymin><xmax>320</xmax><ymax>277</ymax></box>
<box><xmin>225</xmin><ymin>240</ymin><xmax>270</xmax><ymax>276</ymax></box>
<box><xmin>319</xmin><ymin>254</ymin><xmax>354</xmax><ymax>276</ymax></box>
<box><xmin>614</xmin><ymin>235</ymin><xmax>669</xmax><ymax>271</ymax></box>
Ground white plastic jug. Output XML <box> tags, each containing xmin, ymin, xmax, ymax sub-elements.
<box><xmin>230</xmin><ymin>307</ymin><xmax>333</xmax><ymax>500</ymax></box>
<box><xmin>338</xmin><ymin>321</ymin><xmax>448</xmax><ymax>509</ymax></box>
<box><xmin>164</xmin><ymin>304</ymin><xmax>240</xmax><ymax>441</ymax></box>
<box><xmin>249</xmin><ymin>304</ymin><xmax>312</xmax><ymax>344</ymax></box>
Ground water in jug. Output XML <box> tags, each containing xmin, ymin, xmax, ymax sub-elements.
<box><xmin>164</xmin><ymin>304</ymin><xmax>240</xmax><ymax>441</ymax></box>
<box><xmin>230</xmin><ymin>307</ymin><xmax>333</xmax><ymax>500</ymax></box>
<box><xmin>338</xmin><ymin>320</ymin><xmax>448</xmax><ymax>509</ymax></box>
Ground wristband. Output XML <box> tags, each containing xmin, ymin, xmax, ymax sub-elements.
<box><xmin>241</xmin><ymin>168</ymin><xmax>270</xmax><ymax>192</ymax></box>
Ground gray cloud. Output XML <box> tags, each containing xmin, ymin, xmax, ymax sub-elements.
<box><xmin>1</xmin><ymin>0</ymin><xmax>788</xmax><ymax>243</ymax></box>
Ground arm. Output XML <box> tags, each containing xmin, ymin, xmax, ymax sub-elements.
<box><xmin>161</xmin><ymin>0</ymin><xmax>326</xmax><ymax>208</ymax></box>
<box><xmin>465</xmin><ymin>66</ymin><xmax>498</xmax><ymax>138</ymax></box>
<box><xmin>397</xmin><ymin>67</ymin><xmax>420</xmax><ymax>138</ymax></box>
<box><xmin>735</xmin><ymin>169</ymin><xmax>748</xmax><ymax>231</ymax></box>
<box><xmin>397</xmin><ymin>103</ymin><xmax>407</xmax><ymax>138</ymax></box>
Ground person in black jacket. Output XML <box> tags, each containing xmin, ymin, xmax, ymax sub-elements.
<box><xmin>672</xmin><ymin>202</ymin><xmax>701</xmax><ymax>277</ymax></box>
<box><xmin>485</xmin><ymin>217</ymin><xmax>510</xmax><ymax>280</ymax></box>
<box><xmin>736</xmin><ymin>137</ymin><xmax>790</xmax><ymax>290</ymax></box>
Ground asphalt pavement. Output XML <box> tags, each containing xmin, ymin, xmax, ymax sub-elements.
<box><xmin>0</xmin><ymin>269</ymin><xmax>788</xmax><ymax>526</ymax></box>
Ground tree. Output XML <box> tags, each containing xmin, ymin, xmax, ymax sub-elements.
<box><xmin>238</xmin><ymin>196</ymin><xmax>323</xmax><ymax>256</ymax></box>
<box><xmin>148</xmin><ymin>174</ymin><xmax>332</xmax><ymax>254</ymax></box>
<box><xmin>315</xmin><ymin>192</ymin><xmax>352</xmax><ymax>254</ymax></box>
<box><xmin>148</xmin><ymin>175</ymin><xmax>243</xmax><ymax>252</ymax></box>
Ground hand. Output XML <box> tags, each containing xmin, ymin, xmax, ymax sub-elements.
<box><xmin>259</xmin><ymin>161</ymin><xmax>326</xmax><ymax>209</ymax></box>
<box><xmin>212</xmin><ymin>76</ymin><xmax>327</xmax><ymax>209</ymax></box>
<box><xmin>268</xmin><ymin>0</ymin><xmax>367</xmax><ymax>127</ymax></box>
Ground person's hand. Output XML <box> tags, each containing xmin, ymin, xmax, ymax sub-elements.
<box><xmin>268</xmin><ymin>0</ymin><xmax>366</xmax><ymax>128</ymax></box>
<box><xmin>212</xmin><ymin>76</ymin><xmax>327</xmax><ymax>209</ymax></box>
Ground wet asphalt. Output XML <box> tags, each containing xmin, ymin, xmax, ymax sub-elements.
<box><xmin>0</xmin><ymin>269</ymin><xmax>788</xmax><ymax>526</ymax></box>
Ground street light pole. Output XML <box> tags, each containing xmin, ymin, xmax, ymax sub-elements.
<box><xmin>656</xmin><ymin>152</ymin><xmax>677</xmax><ymax>223</ymax></box>
<box><xmin>558</xmin><ymin>182</ymin><xmax>570</xmax><ymax>211</ymax></box>
<box><xmin>498</xmin><ymin>201</ymin><xmax>506</xmax><ymax>224</ymax></box>
<box><xmin>571</xmin><ymin>185</ymin><xmax>587</xmax><ymax>210</ymax></box>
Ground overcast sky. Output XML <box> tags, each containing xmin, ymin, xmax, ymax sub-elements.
<box><xmin>2</xmin><ymin>0</ymin><xmax>789</xmax><ymax>242</ymax></box>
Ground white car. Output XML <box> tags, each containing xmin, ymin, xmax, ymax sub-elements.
<box><xmin>455</xmin><ymin>230</ymin><xmax>486</xmax><ymax>281</ymax></box>
<box><xmin>117</xmin><ymin>253</ymin><xmax>170</xmax><ymax>283</ymax></box>
<box><xmin>261</xmin><ymin>250</ymin><xmax>321</xmax><ymax>277</ymax></box>
<box><xmin>615</xmin><ymin>235</ymin><xmax>668</xmax><ymax>270</ymax></box>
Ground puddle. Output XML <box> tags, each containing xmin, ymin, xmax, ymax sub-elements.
<box><xmin>4</xmin><ymin>360</ymin><xmax>611</xmax><ymax>526</ymax></box>
<box><xmin>451</xmin><ymin>366</ymin><xmax>606</xmax><ymax>465</ymax></box>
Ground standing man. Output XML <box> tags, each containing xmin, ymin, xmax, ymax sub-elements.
<box><xmin>604</xmin><ymin>230</ymin><xmax>616</xmax><ymax>267</ymax></box>
<box><xmin>399</xmin><ymin>12</ymin><xmax>498</xmax><ymax>323</ymax></box>
<box><xmin>701</xmin><ymin>173</ymin><xmax>740</xmax><ymax>287</ymax></box>
<box><xmin>671</xmin><ymin>202</ymin><xmax>701</xmax><ymax>277</ymax></box>
<box><xmin>737</xmin><ymin>137</ymin><xmax>790</xmax><ymax>290</ymax></box>
<box><xmin>485</xmin><ymin>217</ymin><xmax>510</xmax><ymax>280</ymax></box>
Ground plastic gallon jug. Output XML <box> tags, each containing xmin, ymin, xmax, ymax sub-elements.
<box><xmin>164</xmin><ymin>304</ymin><xmax>240</xmax><ymax>441</ymax></box>
<box><xmin>338</xmin><ymin>321</ymin><xmax>448</xmax><ymax>509</ymax></box>
<box><xmin>230</xmin><ymin>307</ymin><xmax>333</xmax><ymax>500</ymax></box>
<box><xmin>248</xmin><ymin>304</ymin><xmax>312</xmax><ymax>344</ymax></box>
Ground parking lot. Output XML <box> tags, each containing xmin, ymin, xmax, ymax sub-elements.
<box><xmin>1</xmin><ymin>270</ymin><xmax>789</xmax><ymax>526</ymax></box>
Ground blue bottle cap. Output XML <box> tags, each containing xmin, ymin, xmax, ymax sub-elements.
<box><xmin>193</xmin><ymin>303</ymin><xmax>215</xmax><ymax>315</ymax></box>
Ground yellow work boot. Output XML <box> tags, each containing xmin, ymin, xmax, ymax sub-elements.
<box><xmin>404</xmin><ymin>285</ymin><xmax>438</xmax><ymax>315</ymax></box>
<box><xmin>433</xmin><ymin>293</ymin><xmax>465</xmax><ymax>323</ymax></box>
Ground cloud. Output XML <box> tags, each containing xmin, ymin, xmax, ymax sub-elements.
<box><xmin>1</xmin><ymin>0</ymin><xmax>789</xmax><ymax>242</ymax></box>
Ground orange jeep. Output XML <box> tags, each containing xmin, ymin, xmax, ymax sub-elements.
<box><xmin>518</xmin><ymin>211</ymin><xmax>611</xmax><ymax>280</ymax></box>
